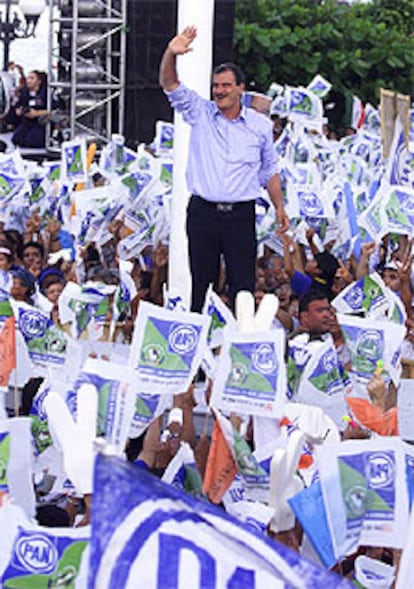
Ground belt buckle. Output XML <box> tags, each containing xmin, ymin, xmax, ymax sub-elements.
<box><xmin>216</xmin><ymin>203</ymin><xmax>233</xmax><ymax>212</ymax></box>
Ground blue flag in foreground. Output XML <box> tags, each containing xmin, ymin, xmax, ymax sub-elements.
<box><xmin>89</xmin><ymin>454</ymin><xmax>352</xmax><ymax>589</ymax></box>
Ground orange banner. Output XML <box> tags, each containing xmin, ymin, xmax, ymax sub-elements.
<box><xmin>346</xmin><ymin>397</ymin><xmax>398</xmax><ymax>437</ymax></box>
<box><xmin>0</xmin><ymin>316</ymin><xmax>16</xmax><ymax>387</ymax></box>
<box><xmin>203</xmin><ymin>418</ymin><xmax>237</xmax><ymax>504</ymax></box>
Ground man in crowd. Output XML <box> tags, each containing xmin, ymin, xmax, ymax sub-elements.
<box><xmin>287</xmin><ymin>289</ymin><xmax>349</xmax><ymax>429</ymax></box>
<box><xmin>159</xmin><ymin>25</ymin><xmax>289</xmax><ymax>311</ymax></box>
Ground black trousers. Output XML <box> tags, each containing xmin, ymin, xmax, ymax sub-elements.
<box><xmin>186</xmin><ymin>195</ymin><xmax>256</xmax><ymax>312</ymax></box>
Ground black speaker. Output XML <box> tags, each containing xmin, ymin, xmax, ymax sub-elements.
<box><xmin>125</xmin><ymin>0</ymin><xmax>236</xmax><ymax>146</ymax></box>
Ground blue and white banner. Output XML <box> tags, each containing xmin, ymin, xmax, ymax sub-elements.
<box><xmin>331</xmin><ymin>273</ymin><xmax>389</xmax><ymax>317</ymax></box>
<box><xmin>336</xmin><ymin>313</ymin><xmax>406</xmax><ymax>386</ymax></box>
<box><xmin>58</xmin><ymin>281</ymin><xmax>115</xmax><ymax>340</ymax></box>
<box><xmin>11</xmin><ymin>300</ymin><xmax>80</xmax><ymax>371</ymax></box>
<box><xmin>306</xmin><ymin>74</ymin><xmax>332</xmax><ymax>99</ymax></box>
<box><xmin>89</xmin><ymin>453</ymin><xmax>352</xmax><ymax>589</ymax></box>
<box><xmin>0</xmin><ymin>504</ymin><xmax>89</xmax><ymax>588</ymax></box>
<box><xmin>316</xmin><ymin>438</ymin><xmax>410</xmax><ymax>560</ymax></box>
<box><xmin>202</xmin><ymin>286</ymin><xmax>236</xmax><ymax>349</ymax></box>
<box><xmin>29</xmin><ymin>385</ymin><xmax>54</xmax><ymax>455</ymax></box>
<box><xmin>211</xmin><ymin>329</ymin><xmax>287</xmax><ymax>418</ymax></box>
<box><xmin>385</xmin><ymin>117</ymin><xmax>410</xmax><ymax>187</ymax></box>
<box><xmin>67</xmin><ymin>357</ymin><xmax>136</xmax><ymax>455</ymax></box>
<box><xmin>60</xmin><ymin>137</ymin><xmax>88</xmax><ymax>184</ymax></box>
<box><xmin>129</xmin><ymin>302</ymin><xmax>209</xmax><ymax>395</ymax></box>
<box><xmin>128</xmin><ymin>392</ymin><xmax>171</xmax><ymax>439</ymax></box>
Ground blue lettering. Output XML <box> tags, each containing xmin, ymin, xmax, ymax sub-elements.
<box><xmin>227</xmin><ymin>567</ymin><xmax>255</xmax><ymax>588</ymax></box>
<box><xmin>371</xmin><ymin>463</ymin><xmax>389</xmax><ymax>478</ymax></box>
<box><xmin>158</xmin><ymin>533</ymin><xmax>216</xmax><ymax>588</ymax></box>
<box><xmin>23</xmin><ymin>543</ymin><xmax>51</xmax><ymax>563</ymax></box>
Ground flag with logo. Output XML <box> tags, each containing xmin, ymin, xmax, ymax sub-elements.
<box><xmin>285</xmin><ymin>86</ymin><xmax>323</xmax><ymax>123</ymax></box>
<box><xmin>0</xmin><ymin>504</ymin><xmax>89</xmax><ymax>588</ymax></box>
<box><xmin>108</xmin><ymin>259</ymin><xmax>137</xmax><ymax>342</ymax></box>
<box><xmin>307</xmin><ymin>74</ymin><xmax>332</xmax><ymax>99</ymax></box>
<box><xmin>383</xmin><ymin>184</ymin><xmax>414</xmax><ymax>237</ymax></box>
<box><xmin>357</xmin><ymin>184</ymin><xmax>388</xmax><ymax>242</ymax></box>
<box><xmin>128</xmin><ymin>301</ymin><xmax>209</xmax><ymax>395</ymax></box>
<box><xmin>11</xmin><ymin>300</ymin><xmax>76</xmax><ymax>369</ymax></box>
<box><xmin>67</xmin><ymin>357</ymin><xmax>136</xmax><ymax>455</ymax></box>
<box><xmin>29</xmin><ymin>385</ymin><xmax>54</xmax><ymax>456</ymax></box>
<box><xmin>99</xmin><ymin>141</ymin><xmax>138</xmax><ymax>178</ymax></box>
<box><xmin>385</xmin><ymin>117</ymin><xmax>409</xmax><ymax>186</ymax></box>
<box><xmin>336</xmin><ymin>313</ymin><xmax>406</xmax><ymax>386</ymax></box>
<box><xmin>128</xmin><ymin>392</ymin><xmax>171</xmax><ymax>439</ymax></box>
<box><xmin>317</xmin><ymin>437</ymin><xmax>410</xmax><ymax>561</ymax></box>
<box><xmin>119</xmin><ymin>169</ymin><xmax>155</xmax><ymax>202</ymax></box>
<box><xmin>60</xmin><ymin>137</ymin><xmax>88</xmax><ymax>184</ymax></box>
<box><xmin>58</xmin><ymin>281</ymin><xmax>115</xmax><ymax>340</ymax></box>
<box><xmin>0</xmin><ymin>315</ymin><xmax>15</xmax><ymax>387</ymax></box>
<box><xmin>211</xmin><ymin>329</ymin><xmax>287</xmax><ymax>418</ymax></box>
<box><xmin>89</xmin><ymin>452</ymin><xmax>352</xmax><ymax>588</ymax></box>
<box><xmin>112</xmin><ymin>260</ymin><xmax>137</xmax><ymax>322</ymax></box>
<box><xmin>331</xmin><ymin>273</ymin><xmax>390</xmax><ymax>317</ymax></box>
<box><xmin>290</xmin><ymin>338</ymin><xmax>349</xmax><ymax>430</ymax></box>
<box><xmin>202</xmin><ymin>285</ymin><xmax>236</xmax><ymax>349</ymax></box>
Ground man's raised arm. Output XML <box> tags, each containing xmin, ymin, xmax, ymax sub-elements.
<box><xmin>159</xmin><ymin>25</ymin><xmax>197</xmax><ymax>91</ymax></box>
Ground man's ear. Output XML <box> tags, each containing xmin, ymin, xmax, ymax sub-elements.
<box><xmin>299</xmin><ymin>311</ymin><xmax>308</xmax><ymax>328</ymax></box>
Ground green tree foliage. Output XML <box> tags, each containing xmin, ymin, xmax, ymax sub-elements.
<box><xmin>233</xmin><ymin>0</ymin><xmax>414</xmax><ymax>104</ymax></box>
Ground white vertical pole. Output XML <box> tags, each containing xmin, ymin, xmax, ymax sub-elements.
<box><xmin>167</xmin><ymin>0</ymin><xmax>215</xmax><ymax>309</ymax></box>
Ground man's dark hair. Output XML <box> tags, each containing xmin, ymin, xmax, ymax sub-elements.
<box><xmin>213</xmin><ymin>62</ymin><xmax>245</xmax><ymax>86</ymax></box>
<box><xmin>298</xmin><ymin>289</ymin><xmax>329</xmax><ymax>315</ymax></box>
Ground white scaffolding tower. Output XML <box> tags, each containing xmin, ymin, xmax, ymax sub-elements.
<box><xmin>47</xmin><ymin>0</ymin><xmax>127</xmax><ymax>151</ymax></box>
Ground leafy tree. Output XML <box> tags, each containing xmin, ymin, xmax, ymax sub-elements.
<box><xmin>233</xmin><ymin>0</ymin><xmax>413</xmax><ymax>105</ymax></box>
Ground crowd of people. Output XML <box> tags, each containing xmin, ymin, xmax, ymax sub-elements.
<box><xmin>0</xmin><ymin>26</ymin><xmax>413</xmax><ymax>588</ymax></box>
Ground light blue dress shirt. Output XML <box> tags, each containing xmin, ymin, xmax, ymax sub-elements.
<box><xmin>165</xmin><ymin>83</ymin><xmax>280</xmax><ymax>203</ymax></box>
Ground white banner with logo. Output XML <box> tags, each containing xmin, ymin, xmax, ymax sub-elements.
<box><xmin>0</xmin><ymin>504</ymin><xmax>89</xmax><ymax>588</ymax></box>
<box><xmin>128</xmin><ymin>302</ymin><xmax>209</xmax><ymax>395</ymax></box>
<box><xmin>211</xmin><ymin>329</ymin><xmax>287</xmax><ymax>418</ymax></box>
<box><xmin>317</xmin><ymin>437</ymin><xmax>411</xmax><ymax>560</ymax></box>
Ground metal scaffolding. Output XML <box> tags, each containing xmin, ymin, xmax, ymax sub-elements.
<box><xmin>47</xmin><ymin>0</ymin><xmax>127</xmax><ymax>151</ymax></box>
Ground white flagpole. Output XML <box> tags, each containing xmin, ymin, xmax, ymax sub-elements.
<box><xmin>167</xmin><ymin>0</ymin><xmax>215</xmax><ymax>309</ymax></box>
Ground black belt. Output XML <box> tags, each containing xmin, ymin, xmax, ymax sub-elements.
<box><xmin>191</xmin><ymin>194</ymin><xmax>254</xmax><ymax>212</ymax></box>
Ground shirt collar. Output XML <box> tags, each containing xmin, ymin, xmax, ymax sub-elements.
<box><xmin>212</xmin><ymin>102</ymin><xmax>247</xmax><ymax>121</ymax></box>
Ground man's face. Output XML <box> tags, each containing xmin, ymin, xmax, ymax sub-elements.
<box><xmin>23</xmin><ymin>246</ymin><xmax>42</xmax><ymax>274</ymax></box>
<box><xmin>212</xmin><ymin>70</ymin><xmax>244</xmax><ymax>115</ymax></box>
<box><xmin>265</xmin><ymin>256</ymin><xmax>287</xmax><ymax>289</ymax></box>
<box><xmin>301</xmin><ymin>298</ymin><xmax>331</xmax><ymax>334</ymax></box>
<box><xmin>383</xmin><ymin>268</ymin><xmax>400</xmax><ymax>292</ymax></box>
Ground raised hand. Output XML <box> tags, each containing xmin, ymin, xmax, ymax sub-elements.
<box><xmin>168</xmin><ymin>25</ymin><xmax>197</xmax><ymax>56</ymax></box>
